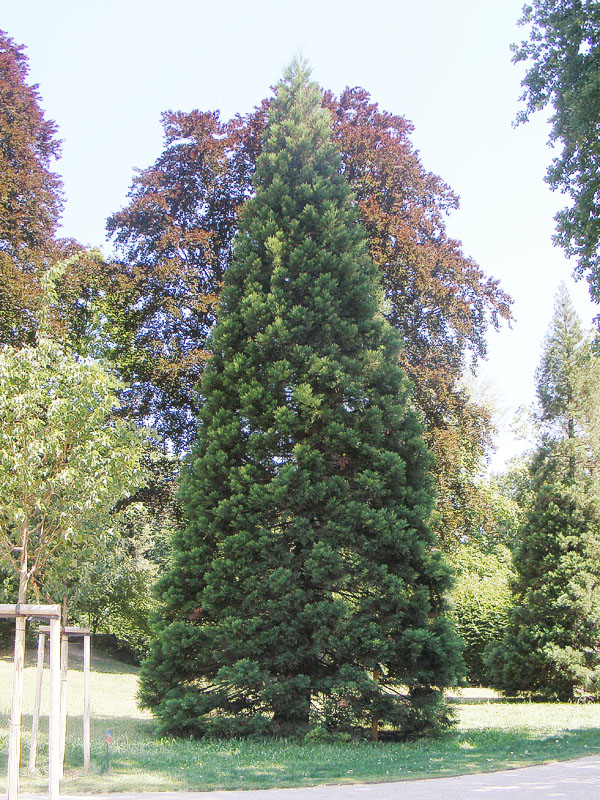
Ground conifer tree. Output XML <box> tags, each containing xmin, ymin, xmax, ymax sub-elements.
<box><xmin>140</xmin><ymin>62</ymin><xmax>462</xmax><ymax>737</ymax></box>
<box><xmin>487</xmin><ymin>286</ymin><xmax>600</xmax><ymax>698</ymax></box>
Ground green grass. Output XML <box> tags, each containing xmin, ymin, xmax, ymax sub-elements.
<box><xmin>0</xmin><ymin>649</ymin><xmax>599</xmax><ymax>793</ymax></box>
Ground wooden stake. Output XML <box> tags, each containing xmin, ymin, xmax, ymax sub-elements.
<box><xmin>7</xmin><ymin>612</ymin><xmax>26</xmax><ymax>800</ymax></box>
<box><xmin>59</xmin><ymin>630</ymin><xmax>69</xmax><ymax>777</ymax></box>
<box><xmin>7</xmin><ymin>553</ymin><xmax>29</xmax><ymax>800</ymax></box>
<box><xmin>83</xmin><ymin>633</ymin><xmax>90</xmax><ymax>771</ymax></box>
<box><xmin>49</xmin><ymin>616</ymin><xmax>61</xmax><ymax>800</ymax></box>
<box><xmin>1</xmin><ymin>600</ymin><xmax>61</xmax><ymax>800</ymax></box>
<box><xmin>28</xmin><ymin>632</ymin><xmax>46</xmax><ymax>773</ymax></box>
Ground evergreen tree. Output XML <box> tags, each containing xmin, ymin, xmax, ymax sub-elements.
<box><xmin>140</xmin><ymin>62</ymin><xmax>463</xmax><ymax>737</ymax></box>
<box><xmin>487</xmin><ymin>286</ymin><xmax>600</xmax><ymax>698</ymax></box>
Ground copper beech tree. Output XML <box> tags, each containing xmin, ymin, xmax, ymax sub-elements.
<box><xmin>107</xmin><ymin>85</ymin><xmax>511</xmax><ymax>546</ymax></box>
<box><xmin>0</xmin><ymin>29</ymin><xmax>100</xmax><ymax>351</ymax></box>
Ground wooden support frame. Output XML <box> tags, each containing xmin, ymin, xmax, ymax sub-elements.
<box><xmin>0</xmin><ymin>604</ymin><xmax>61</xmax><ymax>800</ymax></box>
<box><xmin>35</xmin><ymin>625</ymin><xmax>92</xmax><ymax>776</ymax></box>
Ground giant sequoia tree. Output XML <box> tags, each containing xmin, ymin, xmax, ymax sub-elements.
<box><xmin>140</xmin><ymin>63</ymin><xmax>463</xmax><ymax>737</ymax></box>
<box><xmin>488</xmin><ymin>287</ymin><xmax>600</xmax><ymax>698</ymax></box>
<box><xmin>107</xmin><ymin>78</ymin><xmax>510</xmax><ymax>545</ymax></box>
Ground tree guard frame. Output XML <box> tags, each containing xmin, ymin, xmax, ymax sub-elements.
<box><xmin>0</xmin><ymin>604</ymin><xmax>61</xmax><ymax>800</ymax></box>
<box><xmin>34</xmin><ymin>625</ymin><xmax>92</xmax><ymax>775</ymax></box>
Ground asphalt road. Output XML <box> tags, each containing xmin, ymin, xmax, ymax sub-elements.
<box><xmin>20</xmin><ymin>755</ymin><xmax>600</xmax><ymax>799</ymax></box>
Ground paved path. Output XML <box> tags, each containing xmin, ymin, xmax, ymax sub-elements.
<box><xmin>19</xmin><ymin>755</ymin><xmax>600</xmax><ymax>799</ymax></box>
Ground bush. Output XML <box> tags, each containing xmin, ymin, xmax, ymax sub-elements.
<box><xmin>449</xmin><ymin>544</ymin><xmax>514</xmax><ymax>684</ymax></box>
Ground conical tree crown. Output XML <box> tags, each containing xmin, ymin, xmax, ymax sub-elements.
<box><xmin>140</xmin><ymin>62</ymin><xmax>462</xmax><ymax>737</ymax></box>
<box><xmin>488</xmin><ymin>286</ymin><xmax>600</xmax><ymax>699</ymax></box>
<box><xmin>535</xmin><ymin>283</ymin><xmax>584</xmax><ymax>438</ymax></box>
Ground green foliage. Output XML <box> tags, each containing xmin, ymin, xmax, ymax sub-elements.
<box><xmin>449</xmin><ymin>543</ymin><xmax>514</xmax><ymax>684</ymax></box>
<box><xmin>491</xmin><ymin>457</ymin><xmax>533</xmax><ymax>518</ymax></box>
<box><xmin>513</xmin><ymin>0</ymin><xmax>600</xmax><ymax>309</ymax></box>
<box><xmin>482</xmin><ymin>480</ymin><xmax>524</xmax><ymax>547</ymax></box>
<box><xmin>0</xmin><ymin>261</ymin><xmax>148</xmax><ymax>604</ymax></box>
<box><xmin>141</xmin><ymin>62</ymin><xmax>463</xmax><ymax>738</ymax></box>
<box><xmin>54</xmin><ymin>504</ymin><xmax>155</xmax><ymax>658</ymax></box>
<box><xmin>488</xmin><ymin>287</ymin><xmax>600</xmax><ymax>698</ymax></box>
<box><xmin>487</xmin><ymin>459</ymin><xmax>600</xmax><ymax>698</ymax></box>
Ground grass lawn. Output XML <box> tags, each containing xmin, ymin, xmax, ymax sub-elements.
<box><xmin>0</xmin><ymin>647</ymin><xmax>599</xmax><ymax>793</ymax></box>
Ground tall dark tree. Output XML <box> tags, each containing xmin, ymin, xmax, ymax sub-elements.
<box><xmin>513</xmin><ymin>0</ymin><xmax>600</xmax><ymax>311</ymax></box>
<box><xmin>140</xmin><ymin>62</ymin><xmax>463</xmax><ymax>737</ymax></box>
<box><xmin>487</xmin><ymin>287</ymin><xmax>600</xmax><ymax>698</ymax></box>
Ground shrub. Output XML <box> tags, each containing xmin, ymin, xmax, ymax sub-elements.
<box><xmin>449</xmin><ymin>544</ymin><xmax>514</xmax><ymax>684</ymax></box>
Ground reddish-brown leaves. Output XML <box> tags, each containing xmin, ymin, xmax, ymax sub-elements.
<box><xmin>0</xmin><ymin>30</ymin><xmax>62</xmax><ymax>257</ymax></box>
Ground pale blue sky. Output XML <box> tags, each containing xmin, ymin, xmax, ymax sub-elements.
<box><xmin>2</xmin><ymin>0</ymin><xmax>597</xmax><ymax>469</ymax></box>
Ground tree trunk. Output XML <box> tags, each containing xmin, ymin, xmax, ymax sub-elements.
<box><xmin>272</xmin><ymin>684</ymin><xmax>310</xmax><ymax>735</ymax></box>
<box><xmin>372</xmin><ymin>668</ymin><xmax>380</xmax><ymax>742</ymax></box>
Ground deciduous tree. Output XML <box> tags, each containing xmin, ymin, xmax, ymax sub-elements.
<box><xmin>0</xmin><ymin>28</ymin><xmax>61</xmax><ymax>344</ymax></box>
<box><xmin>0</xmin><ymin>29</ymin><xmax>100</xmax><ymax>349</ymax></box>
<box><xmin>0</xmin><ymin>29</ymin><xmax>61</xmax><ymax>257</ymax></box>
<box><xmin>0</xmin><ymin>263</ymin><xmax>147</xmax><ymax>608</ymax></box>
<box><xmin>513</xmin><ymin>0</ymin><xmax>600</xmax><ymax>311</ymax></box>
<box><xmin>0</xmin><ymin>260</ymin><xmax>148</xmax><ymax>783</ymax></box>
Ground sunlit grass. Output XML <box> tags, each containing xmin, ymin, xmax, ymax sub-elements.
<box><xmin>0</xmin><ymin>650</ymin><xmax>599</xmax><ymax>793</ymax></box>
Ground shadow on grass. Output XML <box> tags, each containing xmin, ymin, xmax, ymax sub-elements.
<box><xmin>0</xmin><ymin>646</ymin><xmax>140</xmax><ymax>675</ymax></box>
